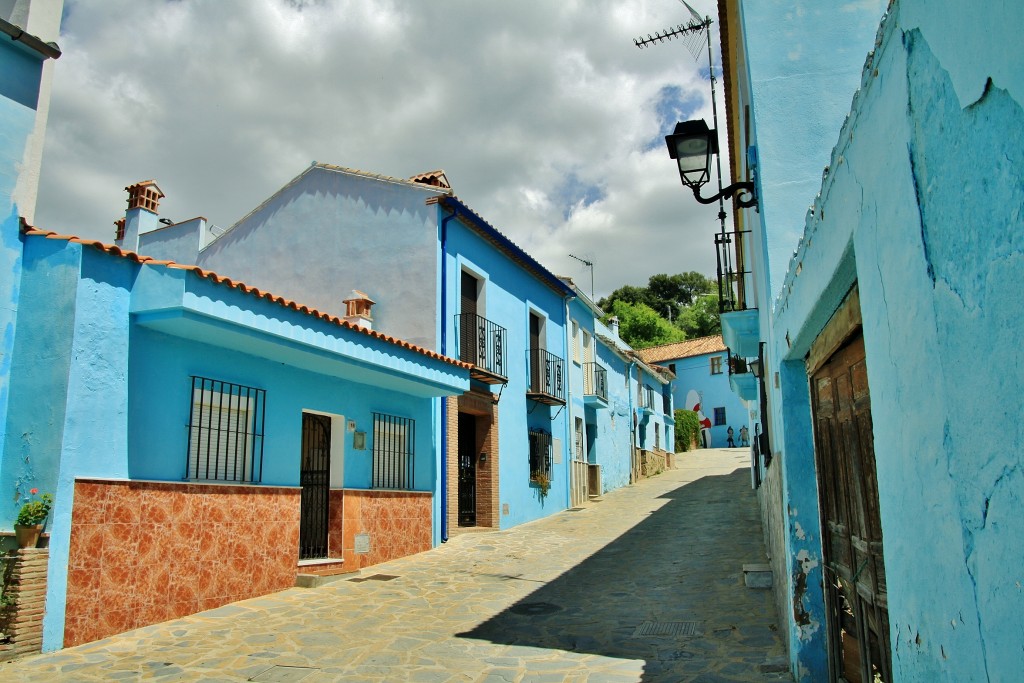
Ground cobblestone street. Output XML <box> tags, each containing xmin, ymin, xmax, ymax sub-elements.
<box><xmin>1</xmin><ymin>449</ymin><xmax>788</xmax><ymax>682</ymax></box>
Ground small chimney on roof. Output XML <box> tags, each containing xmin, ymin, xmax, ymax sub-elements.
<box><xmin>343</xmin><ymin>290</ymin><xmax>375</xmax><ymax>330</ymax></box>
<box><xmin>609</xmin><ymin>315</ymin><xmax>620</xmax><ymax>337</ymax></box>
<box><xmin>126</xmin><ymin>180</ymin><xmax>164</xmax><ymax>213</ymax></box>
<box><xmin>115</xmin><ymin>180</ymin><xmax>165</xmax><ymax>250</ymax></box>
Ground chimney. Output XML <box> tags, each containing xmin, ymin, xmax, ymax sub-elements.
<box><xmin>343</xmin><ymin>290</ymin><xmax>375</xmax><ymax>330</ymax></box>
<box><xmin>609</xmin><ymin>315</ymin><xmax>620</xmax><ymax>337</ymax></box>
<box><xmin>115</xmin><ymin>180</ymin><xmax>164</xmax><ymax>250</ymax></box>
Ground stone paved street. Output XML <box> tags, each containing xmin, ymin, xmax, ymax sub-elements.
<box><xmin>1</xmin><ymin>449</ymin><xmax>789</xmax><ymax>682</ymax></box>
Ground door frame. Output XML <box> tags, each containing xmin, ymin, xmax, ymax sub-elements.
<box><xmin>807</xmin><ymin>286</ymin><xmax>891</xmax><ymax>682</ymax></box>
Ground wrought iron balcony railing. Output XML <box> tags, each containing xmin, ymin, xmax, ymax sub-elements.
<box><xmin>527</xmin><ymin>348</ymin><xmax>566</xmax><ymax>405</ymax></box>
<box><xmin>456</xmin><ymin>313</ymin><xmax>508</xmax><ymax>383</ymax></box>
<box><xmin>715</xmin><ymin>230</ymin><xmax>753</xmax><ymax>314</ymax></box>
<box><xmin>584</xmin><ymin>362</ymin><xmax>607</xmax><ymax>402</ymax></box>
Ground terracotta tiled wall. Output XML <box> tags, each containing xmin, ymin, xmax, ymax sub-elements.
<box><xmin>329</xmin><ymin>489</ymin><xmax>432</xmax><ymax>570</ymax></box>
<box><xmin>65</xmin><ymin>480</ymin><xmax>300</xmax><ymax>647</ymax></box>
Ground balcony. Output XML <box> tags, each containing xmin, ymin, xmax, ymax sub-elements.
<box><xmin>583</xmin><ymin>362</ymin><xmax>608</xmax><ymax>407</ymax></box>
<box><xmin>721</xmin><ymin>309</ymin><xmax>760</xmax><ymax>358</ymax></box>
<box><xmin>527</xmin><ymin>348</ymin><xmax>566</xmax><ymax>406</ymax></box>
<box><xmin>456</xmin><ymin>313</ymin><xmax>507</xmax><ymax>384</ymax></box>
<box><xmin>728</xmin><ymin>353</ymin><xmax>758</xmax><ymax>401</ymax></box>
<box><xmin>715</xmin><ymin>230</ymin><xmax>760</xmax><ymax>358</ymax></box>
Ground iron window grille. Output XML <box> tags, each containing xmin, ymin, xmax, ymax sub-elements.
<box><xmin>528</xmin><ymin>429</ymin><xmax>552</xmax><ymax>481</ymax></box>
<box><xmin>372</xmin><ymin>413</ymin><xmax>415</xmax><ymax>489</ymax></box>
<box><xmin>186</xmin><ymin>376</ymin><xmax>265</xmax><ymax>483</ymax></box>
<box><xmin>714</xmin><ymin>407</ymin><xmax>727</xmax><ymax>426</ymax></box>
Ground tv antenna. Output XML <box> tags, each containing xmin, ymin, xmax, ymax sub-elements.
<box><xmin>633</xmin><ymin>0</ymin><xmax>710</xmax><ymax>60</ymax></box>
<box><xmin>568</xmin><ymin>254</ymin><xmax>595</xmax><ymax>299</ymax></box>
<box><xmin>635</xmin><ymin>2</ymin><xmax>739</xmax><ymax>309</ymax></box>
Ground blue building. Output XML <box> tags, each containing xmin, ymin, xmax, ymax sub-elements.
<box><xmin>709</xmin><ymin>1</ymin><xmax>1024</xmax><ymax>680</ymax></box>
<box><xmin>0</xmin><ymin>2</ymin><xmax>61</xmax><ymax>536</ymax></box>
<box><xmin>637</xmin><ymin>335</ymin><xmax>752</xmax><ymax>449</ymax></box>
<box><xmin>136</xmin><ymin>164</ymin><xmax>578</xmax><ymax>534</ymax></box>
<box><xmin>563</xmin><ymin>282</ymin><xmax>675</xmax><ymax>501</ymax></box>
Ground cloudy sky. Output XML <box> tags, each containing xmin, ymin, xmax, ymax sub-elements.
<box><xmin>35</xmin><ymin>0</ymin><xmax>729</xmax><ymax>300</ymax></box>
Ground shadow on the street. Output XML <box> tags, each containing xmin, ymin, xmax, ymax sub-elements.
<box><xmin>456</xmin><ymin>467</ymin><xmax>779</xmax><ymax>681</ymax></box>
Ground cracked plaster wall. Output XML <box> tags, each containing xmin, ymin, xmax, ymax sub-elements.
<box><xmin>769</xmin><ymin>2</ymin><xmax>1023</xmax><ymax>680</ymax></box>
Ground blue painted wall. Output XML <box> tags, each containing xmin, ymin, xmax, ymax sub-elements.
<box><xmin>128</xmin><ymin>325</ymin><xmax>437</xmax><ymax>491</ymax></box>
<box><xmin>197</xmin><ymin>165</ymin><xmax>448</xmax><ymax>350</ymax></box>
<box><xmin>670</xmin><ymin>351</ymin><xmax>750</xmax><ymax>448</ymax></box>
<box><xmin>591</xmin><ymin>320</ymin><xmax>633</xmax><ymax>492</ymax></box>
<box><xmin>443</xmin><ymin>211</ymin><xmax>570</xmax><ymax>527</ymax></box>
<box><xmin>0</xmin><ymin>40</ymin><xmax>47</xmax><ymax>518</ymax></box>
<box><xmin>732</xmin><ymin>1</ymin><xmax>1024</xmax><ymax>679</ymax></box>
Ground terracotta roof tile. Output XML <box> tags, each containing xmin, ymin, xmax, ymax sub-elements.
<box><xmin>635</xmin><ymin>335</ymin><xmax>727</xmax><ymax>363</ymax></box>
<box><xmin>21</xmin><ymin>225</ymin><xmax>471</xmax><ymax>371</ymax></box>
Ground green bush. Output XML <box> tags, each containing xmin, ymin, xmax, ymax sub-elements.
<box><xmin>674</xmin><ymin>409</ymin><xmax>700</xmax><ymax>452</ymax></box>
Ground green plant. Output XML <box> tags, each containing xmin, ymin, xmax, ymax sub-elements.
<box><xmin>533</xmin><ymin>472</ymin><xmax>551</xmax><ymax>497</ymax></box>
<box><xmin>674</xmin><ymin>409</ymin><xmax>701</xmax><ymax>452</ymax></box>
<box><xmin>15</xmin><ymin>489</ymin><xmax>53</xmax><ymax>526</ymax></box>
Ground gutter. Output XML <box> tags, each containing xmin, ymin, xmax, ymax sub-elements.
<box><xmin>439</xmin><ymin>207</ymin><xmax>459</xmax><ymax>543</ymax></box>
<box><xmin>0</xmin><ymin>18</ymin><xmax>61</xmax><ymax>60</ymax></box>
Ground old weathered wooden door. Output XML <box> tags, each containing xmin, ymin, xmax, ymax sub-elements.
<box><xmin>810</xmin><ymin>331</ymin><xmax>891</xmax><ymax>682</ymax></box>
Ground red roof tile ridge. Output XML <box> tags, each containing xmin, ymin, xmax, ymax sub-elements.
<box><xmin>21</xmin><ymin>224</ymin><xmax>472</xmax><ymax>371</ymax></box>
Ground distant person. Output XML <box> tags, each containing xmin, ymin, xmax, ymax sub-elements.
<box><xmin>727</xmin><ymin>426</ymin><xmax>736</xmax><ymax>448</ymax></box>
<box><xmin>740</xmin><ymin>425</ymin><xmax>749</xmax><ymax>447</ymax></box>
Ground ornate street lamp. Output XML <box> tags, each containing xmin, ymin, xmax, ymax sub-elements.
<box><xmin>665</xmin><ymin>119</ymin><xmax>758</xmax><ymax>208</ymax></box>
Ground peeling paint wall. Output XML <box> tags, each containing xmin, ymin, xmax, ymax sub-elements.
<box><xmin>760</xmin><ymin>1</ymin><xmax>1024</xmax><ymax>680</ymax></box>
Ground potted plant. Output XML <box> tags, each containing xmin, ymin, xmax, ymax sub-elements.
<box><xmin>14</xmin><ymin>489</ymin><xmax>53</xmax><ymax>549</ymax></box>
<box><xmin>533</xmin><ymin>472</ymin><xmax>551</xmax><ymax>498</ymax></box>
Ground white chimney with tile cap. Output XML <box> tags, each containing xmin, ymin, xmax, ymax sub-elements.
<box><xmin>343</xmin><ymin>290</ymin><xmax>375</xmax><ymax>329</ymax></box>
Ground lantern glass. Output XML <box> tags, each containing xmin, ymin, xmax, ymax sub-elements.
<box><xmin>665</xmin><ymin>119</ymin><xmax>717</xmax><ymax>189</ymax></box>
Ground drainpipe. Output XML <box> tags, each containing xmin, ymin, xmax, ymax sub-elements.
<box><xmin>439</xmin><ymin>206</ymin><xmax>458</xmax><ymax>543</ymax></box>
<box><xmin>562</xmin><ymin>294</ymin><xmax>576</xmax><ymax>504</ymax></box>
<box><xmin>627</xmin><ymin>358</ymin><xmax>637</xmax><ymax>481</ymax></box>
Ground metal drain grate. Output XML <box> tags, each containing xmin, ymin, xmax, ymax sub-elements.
<box><xmin>249</xmin><ymin>665</ymin><xmax>319</xmax><ymax>682</ymax></box>
<box><xmin>509</xmin><ymin>601</ymin><xmax>563</xmax><ymax>616</ymax></box>
<box><xmin>633</xmin><ymin>621</ymin><xmax>703</xmax><ymax>637</ymax></box>
<box><xmin>348</xmin><ymin>574</ymin><xmax>399</xmax><ymax>583</ymax></box>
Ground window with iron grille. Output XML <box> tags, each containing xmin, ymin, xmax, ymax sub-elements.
<box><xmin>186</xmin><ymin>376</ymin><xmax>265</xmax><ymax>482</ymax></box>
<box><xmin>528</xmin><ymin>429</ymin><xmax>552</xmax><ymax>481</ymax></box>
<box><xmin>714</xmin><ymin>407</ymin><xmax>727</xmax><ymax>426</ymax></box>
<box><xmin>710</xmin><ymin>356</ymin><xmax>723</xmax><ymax>374</ymax></box>
<box><xmin>373</xmin><ymin>413</ymin><xmax>415</xmax><ymax>489</ymax></box>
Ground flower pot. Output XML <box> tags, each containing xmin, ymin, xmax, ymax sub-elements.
<box><xmin>13</xmin><ymin>524</ymin><xmax>43</xmax><ymax>549</ymax></box>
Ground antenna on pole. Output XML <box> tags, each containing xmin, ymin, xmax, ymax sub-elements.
<box><xmin>568</xmin><ymin>254</ymin><xmax>595</xmax><ymax>299</ymax></box>
<box><xmin>633</xmin><ymin>0</ymin><xmax>709</xmax><ymax>59</ymax></box>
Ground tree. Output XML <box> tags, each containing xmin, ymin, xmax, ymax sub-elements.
<box><xmin>597</xmin><ymin>284</ymin><xmax>654</xmax><ymax>312</ymax></box>
<box><xmin>604</xmin><ymin>300</ymin><xmax>685</xmax><ymax>349</ymax></box>
<box><xmin>675</xmin><ymin>292</ymin><xmax>721</xmax><ymax>338</ymax></box>
<box><xmin>600</xmin><ymin>272</ymin><xmax>715</xmax><ymax>324</ymax></box>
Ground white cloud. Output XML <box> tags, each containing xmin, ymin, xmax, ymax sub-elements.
<box><xmin>36</xmin><ymin>0</ymin><xmax>729</xmax><ymax>298</ymax></box>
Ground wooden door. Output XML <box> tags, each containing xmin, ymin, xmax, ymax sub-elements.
<box><xmin>571</xmin><ymin>417</ymin><xmax>589</xmax><ymax>506</ymax></box>
<box><xmin>529</xmin><ymin>313</ymin><xmax>542</xmax><ymax>391</ymax></box>
<box><xmin>811</xmin><ymin>332</ymin><xmax>891</xmax><ymax>682</ymax></box>
<box><xmin>461</xmin><ymin>272</ymin><xmax>479</xmax><ymax>365</ymax></box>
